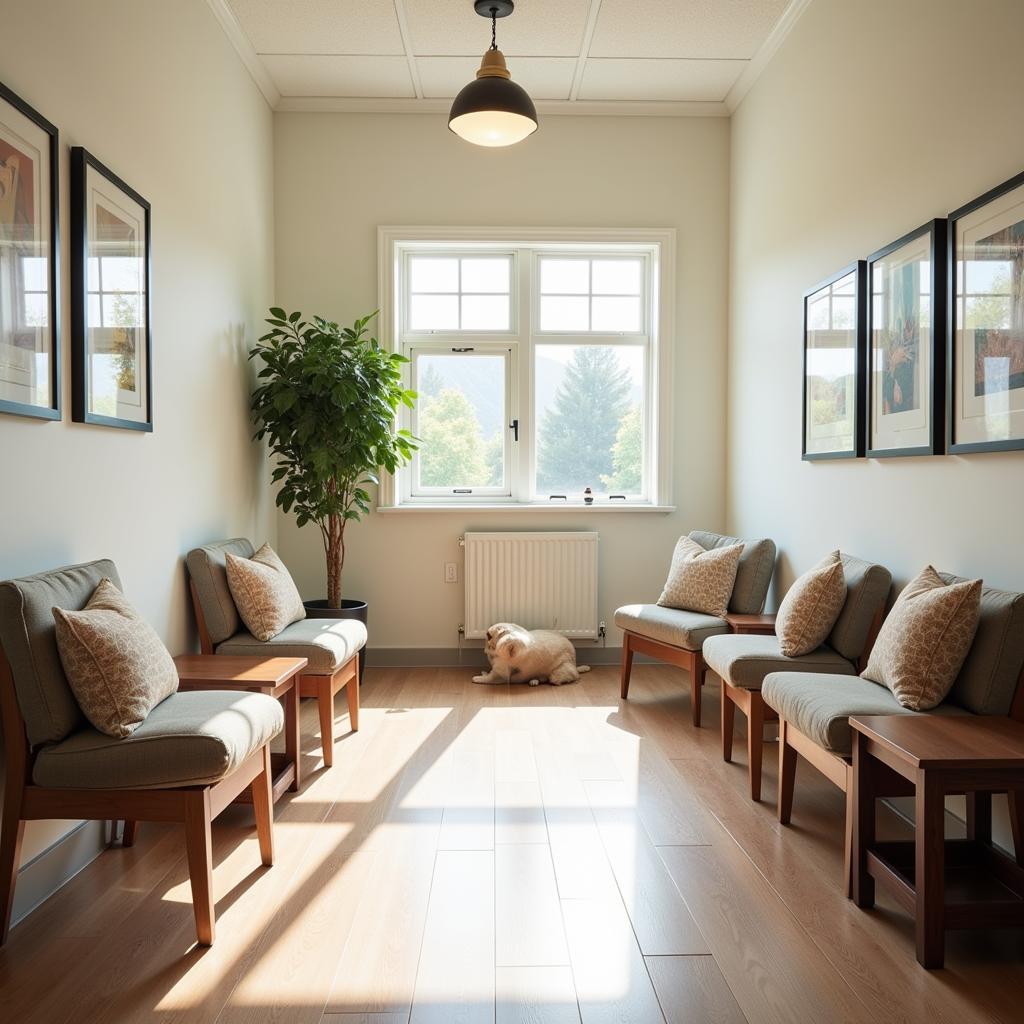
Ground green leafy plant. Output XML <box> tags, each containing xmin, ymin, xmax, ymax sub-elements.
<box><xmin>249</xmin><ymin>308</ymin><xmax>417</xmax><ymax>608</ymax></box>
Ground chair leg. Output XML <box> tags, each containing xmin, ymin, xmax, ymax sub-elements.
<box><xmin>778</xmin><ymin>720</ymin><xmax>797</xmax><ymax>825</ymax></box>
<box><xmin>690</xmin><ymin>651</ymin><xmax>705</xmax><ymax>728</ymax></box>
<box><xmin>747</xmin><ymin>692</ymin><xmax>764</xmax><ymax>802</ymax></box>
<box><xmin>251</xmin><ymin>746</ymin><xmax>275</xmax><ymax>867</ymax></box>
<box><xmin>0</xmin><ymin>809</ymin><xmax>25</xmax><ymax>946</ymax></box>
<box><xmin>318</xmin><ymin>677</ymin><xmax>335</xmax><ymax>768</ymax></box>
<box><xmin>123</xmin><ymin>820</ymin><xmax>138</xmax><ymax>847</ymax></box>
<box><xmin>184</xmin><ymin>789</ymin><xmax>215</xmax><ymax>946</ymax></box>
<box><xmin>843</xmin><ymin>782</ymin><xmax>854</xmax><ymax>898</ymax></box>
<box><xmin>721</xmin><ymin>683</ymin><xmax>735</xmax><ymax>763</ymax></box>
<box><xmin>620</xmin><ymin>635</ymin><xmax>634</xmax><ymax>699</ymax></box>
<box><xmin>346</xmin><ymin>656</ymin><xmax>360</xmax><ymax>732</ymax></box>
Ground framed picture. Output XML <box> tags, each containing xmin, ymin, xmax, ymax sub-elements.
<box><xmin>947</xmin><ymin>170</ymin><xmax>1024</xmax><ymax>454</ymax></box>
<box><xmin>802</xmin><ymin>262</ymin><xmax>866</xmax><ymax>460</ymax></box>
<box><xmin>866</xmin><ymin>219</ymin><xmax>946</xmax><ymax>457</ymax></box>
<box><xmin>0</xmin><ymin>81</ymin><xmax>60</xmax><ymax>421</ymax></box>
<box><xmin>70</xmin><ymin>147</ymin><xmax>152</xmax><ymax>431</ymax></box>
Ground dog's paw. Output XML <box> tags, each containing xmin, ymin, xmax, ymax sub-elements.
<box><xmin>472</xmin><ymin>674</ymin><xmax>491</xmax><ymax>684</ymax></box>
<box><xmin>528</xmin><ymin>679</ymin><xmax>540</xmax><ymax>687</ymax></box>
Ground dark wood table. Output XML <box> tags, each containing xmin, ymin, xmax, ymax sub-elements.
<box><xmin>174</xmin><ymin>655</ymin><xmax>308</xmax><ymax>804</ymax></box>
<box><xmin>724</xmin><ymin>613</ymin><xmax>777</xmax><ymax>635</ymax></box>
<box><xmin>850</xmin><ymin>714</ymin><xmax>1024</xmax><ymax>968</ymax></box>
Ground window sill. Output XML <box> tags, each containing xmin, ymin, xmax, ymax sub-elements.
<box><xmin>377</xmin><ymin>503</ymin><xmax>676</xmax><ymax>514</ymax></box>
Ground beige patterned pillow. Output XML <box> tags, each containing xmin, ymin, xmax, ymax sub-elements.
<box><xmin>862</xmin><ymin>565</ymin><xmax>981</xmax><ymax>711</ymax></box>
<box><xmin>226</xmin><ymin>543</ymin><xmax>305</xmax><ymax>642</ymax></box>
<box><xmin>657</xmin><ymin>536</ymin><xmax>743</xmax><ymax>617</ymax></box>
<box><xmin>53</xmin><ymin>578</ymin><xmax>178</xmax><ymax>738</ymax></box>
<box><xmin>775</xmin><ymin>551</ymin><xmax>847</xmax><ymax>658</ymax></box>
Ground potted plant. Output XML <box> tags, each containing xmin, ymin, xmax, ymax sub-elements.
<box><xmin>249</xmin><ymin>308</ymin><xmax>416</xmax><ymax>650</ymax></box>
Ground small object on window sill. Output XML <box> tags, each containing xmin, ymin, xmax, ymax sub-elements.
<box><xmin>610</xmin><ymin>494</ymin><xmax>626</xmax><ymax>501</ymax></box>
<box><xmin>549</xmin><ymin>494</ymin><xmax>567</xmax><ymax>502</ymax></box>
<box><xmin>583</xmin><ymin>487</ymin><xmax>594</xmax><ymax>505</ymax></box>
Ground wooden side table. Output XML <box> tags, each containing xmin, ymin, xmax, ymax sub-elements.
<box><xmin>174</xmin><ymin>655</ymin><xmax>308</xmax><ymax>803</ymax></box>
<box><xmin>850</xmin><ymin>714</ymin><xmax>1024</xmax><ymax>968</ymax></box>
<box><xmin>724</xmin><ymin>613</ymin><xmax>777</xmax><ymax>636</ymax></box>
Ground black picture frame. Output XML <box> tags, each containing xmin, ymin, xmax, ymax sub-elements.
<box><xmin>946</xmin><ymin>169</ymin><xmax>1024</xmax><ymax>455</ymax></box>
<box><xmin>0</xmin><ymin>80</ymin><xmax>60</xmax><ymax>421</ymax></box>
<box><xmin>802</xmin><ymin>261</ymin><xmax>867</xmax><ymax>460</ymax></box>
<box><xmin>70</xmin><ymin>146</ymin><xmax>152</xmax><ymax>431</ymax></box>
<box><xmin>866</xmin><ymin>218</ymin><xmax>947</xmax><ymax>458</ymax></box>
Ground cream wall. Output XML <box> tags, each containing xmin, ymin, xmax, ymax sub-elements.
<box><xmin>727</xmin><ymin>0</ymin><xmax>1024</xmax><ymax>598</ymax></box>
<box><xmin>0</xmin><ymin>0</ymin><xmax>274</xmax><ymax>881</ymax></box>
<box><xmin>274</xmin><ymin>112</ymin><xmax>730</xmax><ymax>651</ymax></box>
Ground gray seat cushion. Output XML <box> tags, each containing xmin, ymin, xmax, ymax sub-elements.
<box><xmin>615</xmin><ymin>603</ymin><xmax>729</xmax><ymax>652</ymax></box>
<box><xmin>762</xmin><ymin>672</ymin><xmax>965</xmax><ymax>756</ymax></box>
<box><xmin>33</xmin><ymin>689</ymin><xmax>283</xmax><ymax>789</ymax></box>
<box><xmin>0</xmin><ymin>560</ymin><xmax>119</xmax><ymax>747</ymax></box>
<box><xmin>216</xmin><ymin>617</ymin><xmax>367</xmax><ymax>674</ymax></box>
<box><xmin>703</xmin><ymin>634</ymin><xmax>855</xmax><ymax>691</ymax></box>
<box><xmin>689</xmin><ymin>530</ymin><xmax>776</xmax><ymax>615</ymax></box>
<box><xmin>186</xmin><ymin>538</ymin><xmax>255</xmax><ymax>646</ymax></box>
<box><xmin>827</xmin><ymin>554</ymin><xmax>892</xmax><ymax>664</ymax></box>
<box><xmin>940</xmin><ymin>572</ymin><xmax>1024</xmax><ymax>716</ymax></box>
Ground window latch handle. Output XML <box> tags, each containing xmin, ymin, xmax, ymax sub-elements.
<box><xmin>509</xmin><ymin>418</ymin><xmax>519</xmax><ymax>441</ymax></box>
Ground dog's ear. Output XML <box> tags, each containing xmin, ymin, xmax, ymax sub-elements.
<box><xmin>486</xmin><ymin>627</ymin><xmax>494</xmax><ymax>641</ymax></box>
<box><xmin>503</xmin><ymin>639</ymin><xmax>520</xmax><ymax>660</ymax></box>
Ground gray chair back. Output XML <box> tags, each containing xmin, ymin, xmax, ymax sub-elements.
<box><xmin>0</xmin><ymin>560</ymin><xmax>118</xmax><ymax>747</ymax></box>
<box><xmin>827</xmin><ymin>553</ymin><xmax>891</xmax><ymax>664</ymax></box>
<box><xmin>939</xmin><ymin>572</ymin><xmax>1024</xmax><ymax>716</ymax></box>
<box><xmin>688</xmin><ymin>530</ymin><xmax>776</xmax><ymax>615</ymax></box>
<box><xmin>185</xmin><ymin>538</ymin><xmax>255</xmax><ymax>646</ymax></box>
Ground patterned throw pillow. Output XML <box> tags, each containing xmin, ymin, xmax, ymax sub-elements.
<box><xmin>775</xmin><ymin>551</ymin><xmax>847</xmax><ymax>658</ymax></box>
<box><xmin>226</xmin><ymin>543</ymin><xmax>306</xmax><ymax>642</ymax></box>
<box><xmin>862</xmin><ymin>565</ymin><xmax>982</xmax><ymax>711</ymax></box>
<box><xmin>53</xmin><ymin>578</ymin><xmax>179</xmax><ymax>738</ymax></box>
<box><xmin>657</xmin><ymin>536</ymin><xmax>743</xmax><ymax>618</ymax></box>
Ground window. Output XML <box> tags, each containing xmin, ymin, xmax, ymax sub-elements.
<box><xmin>380</xmin><ymin>229</ymin><xmax>674</xmax><ymax>508</ymax></box>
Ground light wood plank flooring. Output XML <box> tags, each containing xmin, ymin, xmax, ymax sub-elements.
<box><xmin>2</xmin><ymin>665</ymin><xmax>1023</xmax><ymax>1023</ymax></box>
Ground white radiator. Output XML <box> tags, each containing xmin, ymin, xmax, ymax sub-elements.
<box><xmin>462</xmin><ymin>532</ymin><xmax>599</xmax><ymax>639</ymax></box>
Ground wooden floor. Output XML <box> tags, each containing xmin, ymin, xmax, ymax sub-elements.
<box><xmin>2</xmin><ymin>665</ymin><xmax>1023</xmax><ymax>1023</ymax></box>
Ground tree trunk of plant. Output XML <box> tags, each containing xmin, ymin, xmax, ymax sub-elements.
<box><xmin>326</xmin><ymin>513</ymin><xmax>345</xmax><ymax>608</ymax></box>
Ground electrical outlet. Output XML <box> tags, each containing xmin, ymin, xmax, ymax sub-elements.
<box><xmin>444</xmin><ymin>562</ymin><xmax>459</xmax><ymax>584</ymax></box>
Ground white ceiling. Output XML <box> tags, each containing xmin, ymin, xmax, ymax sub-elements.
<box><xmin>212</xmin><ymin>0</ymin><xmax>808</xmax><ymax>114</ymax></box>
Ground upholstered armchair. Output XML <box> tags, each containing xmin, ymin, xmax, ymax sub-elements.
<box><xmin>704</xmin><ymin>553</ymin><xmax>891</xmax><ymax>801</ymax></box>
<box><xmin>0</xmin><ymin>559</ymin><xmax>283</xmax><ymax>946</ymax></box>
<box><xmin>186</xmin><ymin>539</ymin><xmax>365</xmax><ymax>766</ymax></box>
<box><xmin>615</xmin><ymin>530</ymin><xmax>776</xmax><ymax>727</ymax></box>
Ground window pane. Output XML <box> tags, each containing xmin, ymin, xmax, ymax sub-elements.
<box><xmin>461</xmin><ymin>257</ymin><xmax>509</xmax><ymax>293</ymax></box>
<box><xmin>461</xmin><ymin>294</ymin><xmax>509</xmax><ymax>330</ymax></box>
<box><xmin>87</xmin><ymin>293</ymin><xmax>102</xmax><ymax>326</ymax></box>
<box><xmin>101</xmin><ymin>256</ymin><xmax>142</xmax><ymax>292</ymax></box>
<box><xmin>592</xmin><ymin>295</ymin><xmax>641</xmax><ymax>332</ymax></box>
<box><xmin>410</xmin><ymin>257</ymin><xmax>458</xmax><ymax>293</ymax></box>
<box><xmin>103</xmin><ymin>293</ymin><xmax>140</xmax><ymax>327</ymax></box>
<box><xmin>20</xmin><ymin>256</ymin><xmax>47</xmax><ymax>291</ymax></box>
<box><xmin>535</xmin><ymin>345</ymin><xmax>644</xmax><ymax>496</ymax></box>
<box><xmin>22</xmin><ymin>291</ymin><xmax>47</xmax><ymax>327</ymax></box>
<box><xmin>416</xmin><ymin>353</ymin><xmax>506</xmax><ymax>490</ymax></box>
<box><xmin>540</xmin><ymin>259</ymin><xmax>589</xmax><ymax>294</ymax></box>
<box><xmin>410</xmin><ymin>293</ymin><xmax>459</xmax><ymax>330</ymax></box>
<box><xmin>540</xmin><ymin>295</ymin><xmax>589</xmax><ymax>331</ymax></box>
<box><xmin>591</xmin><ymin>259</ymin><xmax>641</xmax><ymax>295</ymax></box>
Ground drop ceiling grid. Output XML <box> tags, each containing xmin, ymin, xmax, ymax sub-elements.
<box><xmin>223</xmin><ymin>0</ymin><xmax>802</xmax><ymax>107</ymax></box>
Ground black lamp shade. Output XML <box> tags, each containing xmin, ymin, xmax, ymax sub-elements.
<box><xmin>448</xmin><ymin>75</ymin><xmax>539</xmax><ymax>147</ymax></box>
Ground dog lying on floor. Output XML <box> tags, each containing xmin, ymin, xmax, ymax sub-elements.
<box><xmin>473</xmin><ymin>622</ymin><xmax>591</xmax><ymax>686</ymax></box>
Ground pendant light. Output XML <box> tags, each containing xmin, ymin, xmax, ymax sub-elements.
<box><xmin>448</xmin><ymin>0</ymin><xmax>538</xmax><ymax>147</ymax></box>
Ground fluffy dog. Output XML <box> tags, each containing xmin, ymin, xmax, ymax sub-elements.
<box><xmin>473</xmin><ymin>622</ymin><xmax>591</xmax><ymax>686</ymax></box>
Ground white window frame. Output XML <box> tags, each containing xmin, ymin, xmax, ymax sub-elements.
<box><xmin>378</xmin><ymin>226</ymin><xmax>676</xmax><ymax>511</ymax></box>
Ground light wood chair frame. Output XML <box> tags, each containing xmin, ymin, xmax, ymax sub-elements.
<box><xmin>620</xmin><ymin>632</ymin><xmax>709</xmax><ymax>727</ymax></box>
<box><xmin>0</xmin><ymin>646</ymin><xmax>275</xmax><ymax>947</ymax></box>
<box><xmin>190</xmin><ymin>581</ymin><xmax>359</xmax><ymax>767</ymax></box>
<box><xmin>775</xmin><ymin>661</ymin><xmax>1024</xmax><ymax>895</ymax></box>
<box><xmin>720</xmin><ymin>608</ymin><xmax>883</xmax><ymax>802</ymax></box>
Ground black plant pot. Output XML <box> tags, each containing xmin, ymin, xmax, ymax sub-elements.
<box><xmin>304</xmin><ymin>598</ymin><xmax>368</xmax><ymax>683</ymax></box>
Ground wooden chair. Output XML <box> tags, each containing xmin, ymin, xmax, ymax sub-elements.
<box><xmin>616</xmin><ymin>530</ymin><xmax>776</xmax><ymax>727</ymax></box>
<box><xmin>0</xmin><ymin>560</ymin><xmax>283</xmax><ymax>946</ymax></box>
<box><xmin>705</xmin><ymin>553</ymin><xmax>890</xmax><ymax>800</ymax></box>
<box><xmin>186</xmin><ymin>540</ymin><xmax>364</xmax><ymax>768</ymax></box>
<box><xmin>764</xmin><ymin>573</ymin><xmax>1024</xmax><ymax>894</ymax></box>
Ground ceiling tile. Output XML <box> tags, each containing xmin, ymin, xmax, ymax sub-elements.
<box><xmin>262</xmin><ymin>55</ymin><xmax>416</xmax><ymax>97</ymax></box>
<box><xmin>228</xmin><ymin>0</ymin><xmax>404</xmax><ymax>55</ymax></box>
<box><xmin>589</xmin><ymin>0</ymin><xmax>791</xmax><ymax>59</ymax></box>
<box><xmin>578</xmin><ymin>58</ymin><xmax>744</xmax><ymax>102</ymax></box>
<box><xmin>404</xmin><ymin>0</ymin><xmax>591</xmax><ymax>56</ymax></box>
<box><xmin>417</xmin><ymin>56</ymin><xmax>576</xmax><ymax>99</ymax></box>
